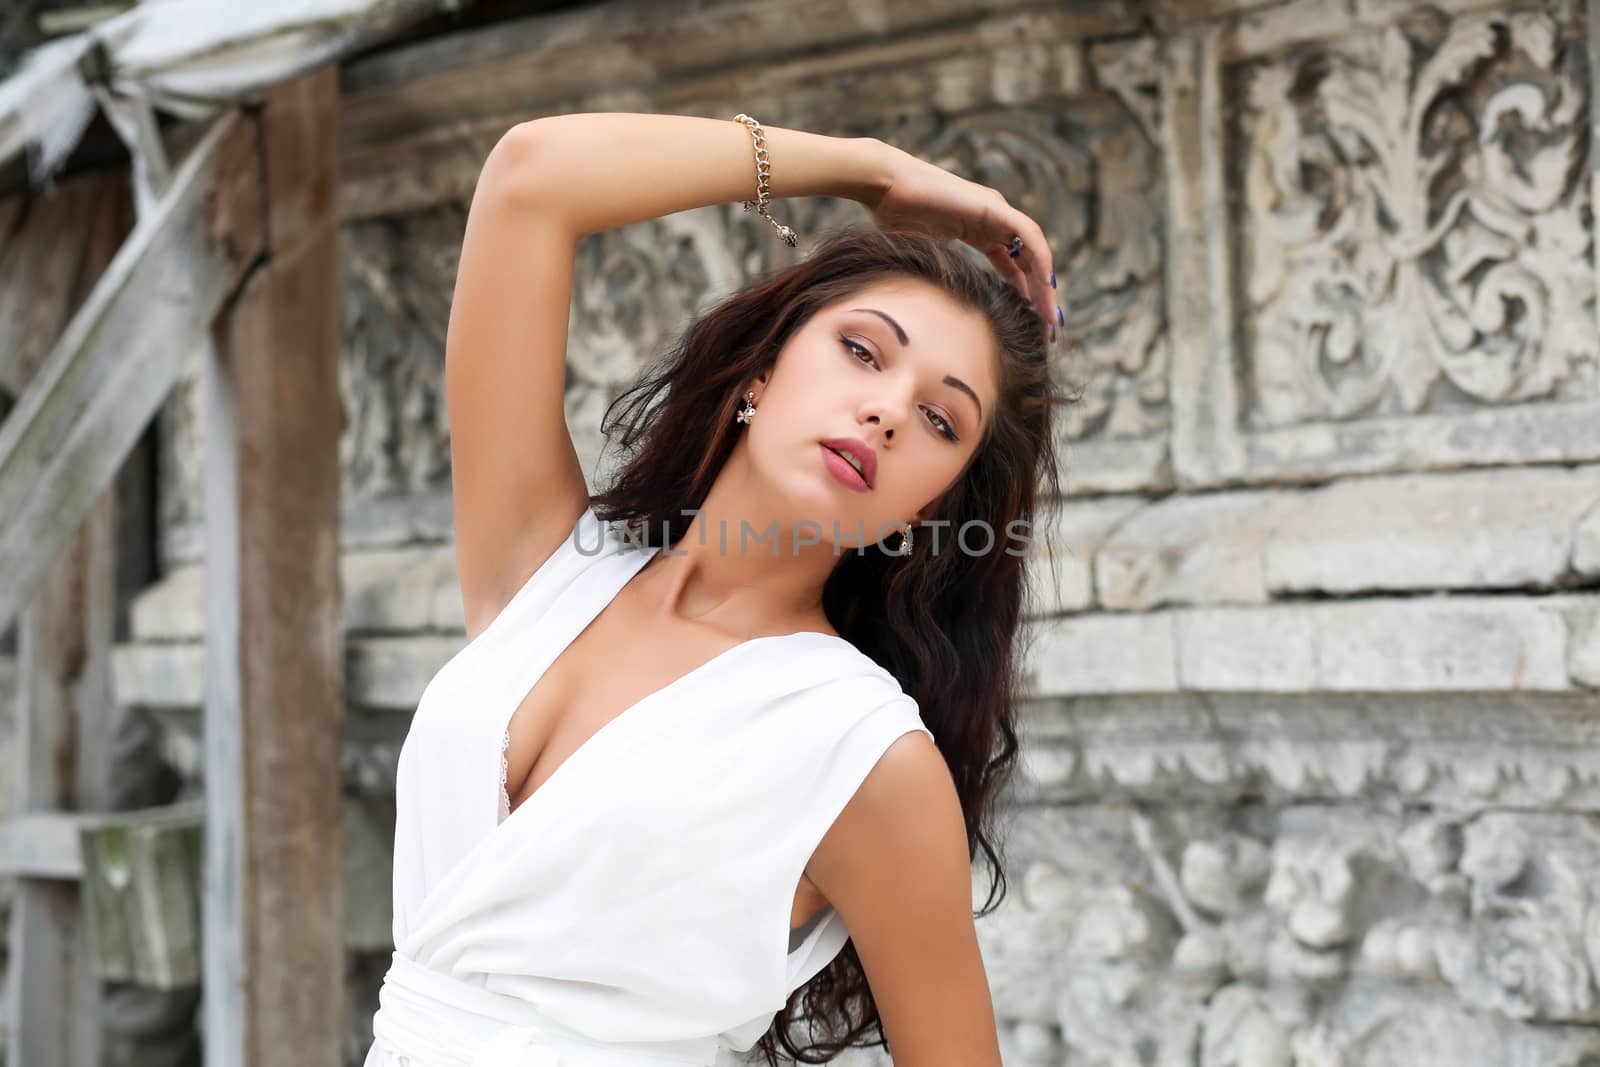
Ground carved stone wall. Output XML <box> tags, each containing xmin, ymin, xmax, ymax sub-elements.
<box><xmin>117</xmin><ymin>0</ymin><xmax>1600</xmax><ymax>1063</ymax></box>
<box><xmin>1171</xmin><ymin>0</ymin><xmax>1600</xmax><ymax>487</ymax></box>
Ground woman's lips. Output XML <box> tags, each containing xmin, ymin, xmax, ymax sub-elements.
<box><xmin>820</xmin><ymin>444</ymin><xmax>870</xmax><ymax>492</ymax></box>
<box><xmin>820</xmin><ymin>436</ymin><xmax>877</xmax><ymax>487</ymax></box>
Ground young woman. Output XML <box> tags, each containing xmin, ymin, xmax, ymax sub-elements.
<box><xmin>364</xmin><ymin>112</ymin><xmax>1068</xmax><ymax>1067</ymax></box>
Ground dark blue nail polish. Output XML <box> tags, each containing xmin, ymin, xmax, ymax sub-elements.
<box><xmin>1008</xmin><ymin>248</ymin><xmax>1020</xmax><ymax>259</ymax></box>
<box><xmin>1050</xmin><ymin>325</ymin><xmax>1057</xmax><ymax>343</ymax></box>
<box><xmin>1050</xmin><ymin>271</ymin><xmax>1056</xmax><ymax>289</ymax></box>
<box><xmin>1057</xmin><ymin>306</ymin><xmax>1064</xmax><ymax>326</ymax></box>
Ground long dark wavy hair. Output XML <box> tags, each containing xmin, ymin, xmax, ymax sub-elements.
<box><xmin>589</xmin><ymin>225</ymin><xmax>1073</xmax><ymax>1062</ymax></box>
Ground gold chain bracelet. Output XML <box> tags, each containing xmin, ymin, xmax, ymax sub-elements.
<box><xmin>731</xmin><ymin>113</ymin><xmax>798</xmax><ymax>247</ymax></box>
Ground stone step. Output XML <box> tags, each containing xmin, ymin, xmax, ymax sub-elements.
<box><xmin>1028</xmin><ymin>465</ymin><xmax>1600</xmax><ymax>614</ymax></box>
<box><xmin>113</xmin><ymin>636</ymin><xmax>461</xmax><ymax>711</ymax></box>
<box><xmin>130</xmin><ymin>544</ymin><xmax>462</xmax><ymax>641</ymax></box>
<box><xmin>124</xmin><ymin>466</ymin><xmax>1600</xmax><ymax>648</ymax></box>
<box><xmin>1022</xmin><ymin>593</ymin><xmax>1600</xmax><ymax>696</ymax></box>
<box><xmin>113</xmin><ymin>591</ymin><xmax>1600</xmax><ymax>710</ymax></box>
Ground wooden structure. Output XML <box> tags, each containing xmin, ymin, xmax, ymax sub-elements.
<box><xmin>0</xmin><ymin>67</ymin><xmax>345</xmax><ymax>1066</ymax></box>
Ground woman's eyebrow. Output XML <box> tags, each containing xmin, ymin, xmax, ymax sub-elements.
<box><xmin>850</xmin><ymin>307</ymin><xmax>982</xmax><ymax>421</ymax></box>
<box><xmin>943</xmin><ymin>375</ymin><xmax>983</xmax><ymax>422</ymax></box>
<box><xmin>851</xmin><ymin>307</ymin><xmax>909</xmax><ymax>346</ymax></box>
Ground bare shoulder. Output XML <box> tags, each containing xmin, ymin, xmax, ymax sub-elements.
<box><xmin>805</xmin><ymin>730</ymin><xmax>1003</xmax><ymax>1065</ymax></box>
<box><xmin>807</xmin><ymin>731</ymin><xmax>963</xmax><ymax>897</ymax></box>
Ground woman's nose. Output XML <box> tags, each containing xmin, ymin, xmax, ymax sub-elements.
<box><xmin>865</xmin><ymin>384</ymin><xmax>914</xmax><ymax>437</ymax></box>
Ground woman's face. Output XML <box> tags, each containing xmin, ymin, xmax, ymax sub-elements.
<box><xmin>745</xmin><ymin>276</ymin><xmax>1000</xmax><ymax>553</ymax></box>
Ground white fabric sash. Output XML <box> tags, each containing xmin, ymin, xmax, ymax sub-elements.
<box><xmin>369</xmin><ymin>954</ymin><xmax>720</xmax><ymax>1067</ymax></box>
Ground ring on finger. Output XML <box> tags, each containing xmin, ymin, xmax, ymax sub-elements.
<box><xmin>1007</xmin><ymin>235</ymin><xmax>1024</xmax><ymax>257</ymax></box>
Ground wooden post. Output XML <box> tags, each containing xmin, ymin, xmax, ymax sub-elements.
<box><xmin>10</xmin><ymin>493</ymin><xmax>115</xmax><ymax>1067</ymax></box>
<box><xmin>202</xmin><ymin>64</ymin><xmax>345</xmax><ymax>1067</ymax></box>
<box><xmin>7</xmin><ymin>170</ymin><xmax>130</xmax><ymax>1067</ymax></box>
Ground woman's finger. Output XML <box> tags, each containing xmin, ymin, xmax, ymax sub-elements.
<box><xmin>976</xmin><ymin>198</ymin><xmax>1057</xmax><ymax>341</ymax></box>
<box><xmin>1004</xmin><ymin>216</ymin><xmax>1058</xmax><ymax>343</ymax></box>
<box><xmin>985</xmin><ymin>242</ymin><xmax>1031</xmax><ymax>305</ymax></box>
<box><xmin>987</xmin><ymin>243</ymin><xmax>1052</xmax><ymax>344</ymax></box>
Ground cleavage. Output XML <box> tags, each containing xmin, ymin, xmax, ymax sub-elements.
<box><xmin>502</xmin><ymin>606</ymin><xmax>738</xmax><ymax>819</ymax></box>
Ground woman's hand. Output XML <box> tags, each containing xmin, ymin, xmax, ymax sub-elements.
<box><xmin>855</xmin><ymin>141</ymin><xmax>1060</xmax><ymax>343</ymax></box>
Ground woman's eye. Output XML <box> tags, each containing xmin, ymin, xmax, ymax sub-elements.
<box><xmin>926</xmin><ymin>410</ymin><xmax>958</xmax><ymax>441</ymax></box>
<box><xmin>841</xmin><ymin>337</ymin><xmax>875</xmax><ymax>365</ymax></box>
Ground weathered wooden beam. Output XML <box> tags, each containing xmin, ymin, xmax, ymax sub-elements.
<box><xmin>202</xmin><ymin>65</ymin><xmax>345</xmax><ymax>1067</ymax></box>
<box><xmin>6</xmin><ymin>168</ymin><xmax>130</xmax><ymax>1067</ymax></box>
<box><xmin>0</xmin><ymin>112</ymin><xmax>264</xmax><ymax>631</ymax></box>
<box><xmin>0</xmin><ymin>812</ymin><xmax>91</xmax><ymax>879</ymax></box>
<box><xmin>0</xmin><ymin>179</ymin><xmax>110</xmax><ymax>398</ymax></box>
<box><xmin>10</xmin><ymin>482</ymin><xmax>115</xmax><ymax>1067</ymax></box>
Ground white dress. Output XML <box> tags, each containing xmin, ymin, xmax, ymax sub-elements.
<box><xmin>364</xmin><ymin>505</ymin><xmax>934</xmax><ymax>1067</ymax></box>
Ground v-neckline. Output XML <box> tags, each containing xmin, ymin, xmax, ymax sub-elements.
<box><xmin>492</xmin><ymin>539</ymin><xmax>842</xmax><ymax>832</ymax></box>
<box><xmin>496</xmin><ymin>630</ymin><xmax>836</xmax><ymax>831</ymax></box>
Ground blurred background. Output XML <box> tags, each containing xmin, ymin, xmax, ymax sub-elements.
<box><xmin>0</xmin><ymin>0</ymin><xmax>1597</xmax><ymax>1065</ymax></box>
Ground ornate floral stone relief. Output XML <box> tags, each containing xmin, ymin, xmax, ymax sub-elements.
<box><xmin>1234</xmin><ymin>8</ymin><xmax>1595</xmax><ymax>428</ymax></box>
<box><xmin>976</xmin><ymin>805</ymin><xmax>1600</xmax><ymax>1067</ymax></box>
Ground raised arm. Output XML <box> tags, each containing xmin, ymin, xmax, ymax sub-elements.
<box><xmin>445</xmin><ymin>113</ymin><xmax>897</xmax><ymax>638</ymax></box>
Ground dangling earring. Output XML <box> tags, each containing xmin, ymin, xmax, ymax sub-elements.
<box><xmin>735</xmin><ymin>390</ymin><xmax>756</xmax><ymax>425</ymax></box>
<box><xmin>891</xmin><ymin>525</ymin><xmax>914</xmax><ymax>557</ymax></box>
